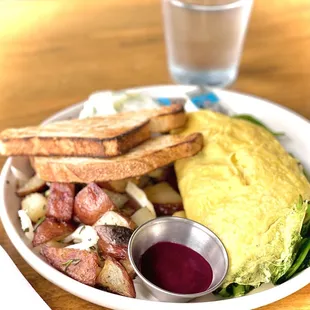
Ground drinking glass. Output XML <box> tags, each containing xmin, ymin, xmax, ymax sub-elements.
<box><xmin>161</xmin><ymin>0</ymin><xmax>253</xmax><ymax>87</ymax></box>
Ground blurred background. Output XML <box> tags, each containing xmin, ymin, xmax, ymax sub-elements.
<box><xmin>0</xmin><ymin>0</ymin><xmax>309</xmax><ymax>129</ymax></box>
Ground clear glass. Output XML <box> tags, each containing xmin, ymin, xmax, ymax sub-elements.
<box><xmin>162</xmin><ymin>0</ymin><xmax>253</xmax><ymax>87</ymax></box>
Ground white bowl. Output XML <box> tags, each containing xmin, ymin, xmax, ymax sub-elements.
<box><xmin>0</xmin><ymin>85</ymin><xmax>309</xmax><ymax>310</ymax></box>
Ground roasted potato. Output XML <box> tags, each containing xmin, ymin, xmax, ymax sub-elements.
<box><xmin>138</xmin><ymin>175</ymin><xmax>151</xmax><ymax>188</ymax></box>
<box><xmin>74</xmin><ymin>183</ymin><xmax>116</xmax><ymax>225</ymax></box>
<box><xmin>93</xmin><ymin>211</ymin><xmax>136</xmax><ymax>230</ymax></box>
<box><xmin>45</xmin><ymin>239</ymin><xmax>67</xmax><ymax>248</ymax></box>
<box><xmin>119</xmin><ymin>259</ymin><xmax>136</xmax><ymax>279</ymax></box>
<box><xmin>21</xmin><ymin>193</ymin><xmax>47</xmax><ymax>223</ymax></box>
<box><xmin>148</xmin><ymin>166</ymin><xmax>171</xmax><ymax>182</ymax></box>
<box><xmin>96</xmin><ymin>256</ymin><xmax>136</xmax><ymax>298</ymax></box>
<box><xmin>32</xmin><ymin>218</ymin><xmax>76</xmax><ymax>247</ymax></box>
<box><xmin>16</xmin><ymin>174</ymin><xmax>47</xmax><ymax>197</ymax></box>
<box><xmin>172</xmin><ymin>210</ymin><xmax>186</xmax><ymax>218</ymax></box>
<box><xmin>154</xmin><ymin>203</ymin><xmax>184</xmax><ymax>216</ymax></box>
<box><xmin>101</xmin><ymin>188</ymin><xmax>129</xmax><ymax>209</ymax></box>
<box><xmin>143</xmin><ymin>182</ymin><xmax>183</xmax><ymax>216</ymax></box>
<box><xmin>95</xmin><ymin>225</ymin><xmax>132</xmax><ymax>260</ymax></box>
<box><xmin>131</xmin><ymin>207</ymin><xmax>156</xmax><ymax>226</ymax></box>
<box><xmin>98</xmin><ymin>178</ymin><xmax>136</xmax><ymax>193</ymax></box>
<box><xmin>121</xmin><ymin>198</ymin><xmax>140</xmax><ymax>217</ymax></box>
<box><xmin>126</xmin><ymin>181</ymin><xmax>156</xmax><ymax>217</ymax></box>
<box><xmin>40</xmin><ymin>245</ymin><xmax>99</xmax><ymax>286</ymax></box>
<box><xmin>46</xmin><ymin>183</ymin><xmax>75</xmax><ymax>221</ymax></box>
<box><xmin>99</xmin><ymin>176</ymin><xmax>149</xmax><ymax>193</ymax></box>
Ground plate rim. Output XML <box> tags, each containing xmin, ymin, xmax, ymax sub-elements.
<box><xmin>0</xmin><ymin>85</ymin><xmax>309</xmax><ymax>310</ymax></box>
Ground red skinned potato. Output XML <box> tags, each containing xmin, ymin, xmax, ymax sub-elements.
<box><xmin>121</xmin><ymin>198</ymin><xmax>141</xmax><ymax>217</ymax></box>
<box><xmin>16</xmin><ymin>174</ymin><xmax>47</xmax><ymax>197</ymax></box>
<box><xmin>96</xmin><ymin>256</ymin><xmax>136</xmax><ymax>298</ymax></box>
<box><xmin>93</xmin><ymin>210</ymin><xmax>136</xmax><ymax>230</ymax></box>
<box><xmin>32</xmin><ymin>218</ymin><xmax>75</xmax><ymax>247</ymax></box>
<box><xmin>46</xmin><ymin>183</ymin><xmax>75</xmax><ymax>221</ymax></box>
<box><xmin>154</xmin><ymin>203</ymin><xmax>183</xmax><ymax>216</ymax></box>
<box><xmin>40</xmin><ymin>245</ymin><xmax>99</xmax><ymax>286</ymax></box>
<box><xmin>74</xmin><ymin>183</ymin><xmax>116</xmax><ymax>225</ymax></box>
<box><xmin>144</xmin><ymin>182</ymin><xmax>183</xmax><ymax>216</ymax></box>
<box><xmin>95</xmin><ymin>225</ymin><xmax>132</xmax><ymax>260</ymax></box>
<box><xmin>120</xmin><ymin>259</ymin><xmax>136</xmax><ymax>279</ymax></box>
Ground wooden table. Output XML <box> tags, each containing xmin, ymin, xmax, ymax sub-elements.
<box><xmin>0</xmin><ymin>0</ymin><xmax>309</xmax><ymax>309</ymax></box>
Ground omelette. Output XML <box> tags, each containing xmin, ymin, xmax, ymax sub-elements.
<box><xmin>175</xmin><ymin>110</ymin><xmax>310</xmax><ymax>289</ymax></box>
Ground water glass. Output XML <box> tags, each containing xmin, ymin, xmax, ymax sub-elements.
<box><xmin>161</xmin><ymin>0</ymin><xmax>253</xmax><ymax>87</ymax></box>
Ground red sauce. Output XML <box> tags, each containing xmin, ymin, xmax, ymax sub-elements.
<box><xmin>140</xmin><ymin>241</ymin><xmax>213</xmax><ymax>294</ymax></box>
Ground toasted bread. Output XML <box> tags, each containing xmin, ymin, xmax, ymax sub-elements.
<box><xmin>0</xmin><ymin>113</ymin><xmax>150</xmax><ymax>158</ymax></box>
<box><xmin>0</xmin><ymin>104</ymin><xmax>186</xmax><ymax>157</ymax></box>
<box><xmin>31</xmin><ymin>133</ymin><xmax>203</xmax><ymax>183</ymax></box>
<box><xmin>147</xmin><ymin>103</ymin><xmax>187</xmax><ymax>133</ymax></box>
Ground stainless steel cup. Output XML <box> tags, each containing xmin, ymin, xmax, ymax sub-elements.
<box><xmin>128</xmin><ymin>216</ymin><xmax>229</xmax><ymax>302</ymax></box>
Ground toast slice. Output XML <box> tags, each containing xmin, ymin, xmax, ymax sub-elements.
<box><xmin>31</xmin><ymin>133</ymin><xmax>203</xmax><ymax>183</ymax></box>
<box><xmin>0</xmin><ymin>104</ymin><xmax>186</xmax><ymax>158</ymax></box>
<box><xmin>147</xmin><ymin>103</ymin><xmax>186</xmax><ymax>133</ymax></box>
<box><xmin>0</xmin><ymin>113</ymin><xmax>150</xmax><ymax>158</ymax></box>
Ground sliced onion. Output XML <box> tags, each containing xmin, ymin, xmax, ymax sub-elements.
<box><xmin>64</xmin><ymin>225</ymin><xmax>99</xmax><ymax>251</ymax></box>
<box><xmin>125</xmin><ymin>181</ymin><xmax>156</xmax><ymax>217</ymax></box>
<box><xmin>11</xmin><ymin>166</ymin><xmax>29</xmax><ymax>187</ymax></box>
<box><xmin>79</xmin><ymin>91</ymin><xmax>117</xmax><ymax>119</ymax></box>
<box><xmin>18</xmin><ymin>210</ymin><xmax>34</xmax><ymax>242</ymax></box>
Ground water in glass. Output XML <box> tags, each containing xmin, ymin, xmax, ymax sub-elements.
<box><xmin>162</xmin><ymin>0</ymin><xmax>253</xmax><ymax>87</ymax></box>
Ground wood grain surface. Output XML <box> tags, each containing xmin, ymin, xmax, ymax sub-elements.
<box><xmin>0</xmin><ymin>0</ymin><xmax>309</xmax><ymax>309</ymax></box>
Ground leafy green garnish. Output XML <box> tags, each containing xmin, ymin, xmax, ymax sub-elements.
<box><xmin>232</xmin><ymin>114</ymin><xmax>284</xmax><ymax>137</ymax></box>
<box><xmin>288</xmin><ymin>153</ymin><xmax>310</xmax><ymax>182</ymax></box>
<box><xmin>215</xmin><ymin>287</ymin><xmax>231</xmax><ymax>298</ymax></box>
<box><xmin>214</xmin><ymin>283</ymin><xmax>254</xmax><ymax>298</ymax></box>
<box><xmin>276</xmin><ymin>238</ymin><xmax>310</xmax><ymax>284</ymax></box>
<box><xmin>301</xmin><ymin>221</ymin><xmax>310</xmax><ymax>238</ymax></box>
<box><xmin>23</xmin><ymin>228</ymin><xmax>29</xmax><ymax>233</ymax></box>
<box><xmin>301</xmin><ymin>201</ymin><xmax>310</xmax><ymax>237</ymax></box>
<box><xmin>62</xmin><ymin>258</ymin><xmax>81</xmax><ymax>272</ymax></box>
<box><xmin>33</xmin><ymin>216</ymin><xmax>46</xmax><ymax>232</ymax></box>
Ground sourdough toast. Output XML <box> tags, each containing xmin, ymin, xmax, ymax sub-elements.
<box><xmin>0</xmin><ymin>104</ymin><xmax>186</xmax><ymax>157</ymax></box>
<box><xmin>31</xmin><ymin>133</ymin><xmax>203</xmax><ymax>183</ymax></box>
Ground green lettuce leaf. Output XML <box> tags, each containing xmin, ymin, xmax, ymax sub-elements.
<box><xmin>232</xmin><ymin>114</ymin><xmax>284</xmax><ymax>137</ymax></box>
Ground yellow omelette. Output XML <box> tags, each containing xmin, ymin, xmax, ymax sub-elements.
<box><xmin>175</xmin><ymin>110</ymin><xmax>310</xmax><ymax>287</ymax></box>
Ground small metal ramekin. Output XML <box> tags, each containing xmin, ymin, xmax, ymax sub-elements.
<box><xmin>128</xmin><ymin>216</ymin><xmax>228</xmax><ymax>303</ymax></box>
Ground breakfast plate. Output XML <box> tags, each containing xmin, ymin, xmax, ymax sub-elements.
<box><xmin>0</xmin><ymin>85</ymin><xmax>309</xmax><ymax>310</ymax></box>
